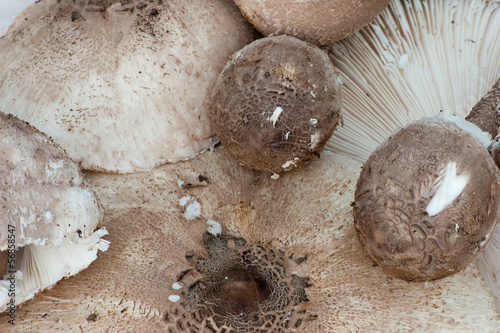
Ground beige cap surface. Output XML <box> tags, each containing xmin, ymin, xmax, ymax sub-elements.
<box><xmin>0</xmin><ymin>0</ymin><xmax>257</xmax><ymax>173</ymax></box>
<box><xmin>234</xmin><ymin>0</ymin><xmax>391</xmax><ymax>45</ymax></box>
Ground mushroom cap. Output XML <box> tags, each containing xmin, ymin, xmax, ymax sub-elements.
<box><xmin>234</xmin><ymin>0</ymin><xmax>391</xmax><ymax>45</ymax></box>
<box><xmin>0</xmin><ymin>0</ymin><xmax>257</xmax><ymax>173</ymax></box>
<box><xmin>353</xmin><ymin>117</ymin><xmax>500</xmax><ymax>281</ymax></box>
<box><xmin>210</xmin><ymin>35</ymin><xmax>342</xmax><ymax>173</ymax></box>
<box><xmin>1</xmin><ymin>149</ymin><xmax>498</xmax><ymax>331</ymax></box>
<box><xmin>0</xmin><ymin>112</ymin><xmax>107</xmax><ymax>311</ymax></box>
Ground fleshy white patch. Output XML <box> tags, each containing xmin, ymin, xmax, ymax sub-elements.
<box><xmin>168</xmin><ymin>295</ymin><xmax>181</xmax><ymax>302</ymax></box>
<box><xmin>172</xmin><ymin>282</ymin><xmax>183</xmax><ymax>290</ymax></box>
<box><xmin>267</xmin><ymin>107</ymin><xmax>283</xmax><ymax>127</ymax></box>
<box><xmin>207</xmin><ymin>219</ymin><xmax>222</xmax><ymax>236</ymax></box>
<box><xmin>310</xmin><ymin>133</ymin><xmax>321</xmax><ymax>150</ymax></box>
<box><xmin>179</xmin><ymin>196</ymin><xmax>202</xmax><ymax>220</ymax></box>
<box><xmin>426</xmin><ymin>161</ymin><xmax>469</xmax><ymax>216</ymax></box>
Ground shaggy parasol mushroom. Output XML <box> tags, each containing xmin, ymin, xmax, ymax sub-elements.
<box><xmin>0</xmin><ymin>112</ymin><xmax>108</xmax><ymax>312</ymax></box>
<box><xmin>233</xmin><ymin>0</ymin><xmax>391</xmax><ymax>45</ymax></box>
<box><xmin>323</xmin><ymin>0</ymin><xmax>500</xmax><ymax>304</ymax></box>
<box><xmin>0</xmin><ymin>149</ymin><xmax>497</xmax><ymax>331</ymax></box>
<box><xmin>0</xmin><ymin>0</ymin><xmax>257</xmax><ymax>173</ymax></box>
<box><xmin>210</xmin><ymin>35</ymin><xmax>342</xmax><ymax>174</ymax></box>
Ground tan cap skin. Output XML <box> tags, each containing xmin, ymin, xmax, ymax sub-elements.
<box><xmin>0</xmin><ymin>0</ymin><xmax>257</xmax><ymax>173</ymax></box>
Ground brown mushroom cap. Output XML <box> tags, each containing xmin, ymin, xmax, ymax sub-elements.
<box><xmin>353</xmin><ymin>117</ymin><xmax>500</xmax><ymax>281</ymax></box>
<box><xmin>1</xmin><ymin>149</ymin><xmax>498</xmax><ymax>331</ymax></box>
<box><xmin>210</xmin><ymin>35</ymin><xmax>342</xmax><ymax>173</ymax></box>
<box><xmin>0</xmin><ymin>0</ymin><xmax>257</xmax><ymax>173</ymax></box>
<box><xmin>234</xmin><ymin>0</ymin><xmax>391</xmax><ymax>45</ymax></box>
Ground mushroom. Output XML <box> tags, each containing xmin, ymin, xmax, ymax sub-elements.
<box><xmin>353</xmin><ymin>116</ymin><xmax>500</xmax><ymax>281</ymax></box>
<box><xmin>210</xmin><ymin>35</ymin><xmax>342</xmax><ymax>174</ymax></box>
<box><xmin>233</xmin><ymin>0</ymin><xmax>391</xmax><ymax>45</ymax></box>
<box><xmin>0</xmin><ymin>0</ymin><xmax>257</xmax><ymax>173</ymax></box>
<box><xmin>322</xmin><ymin>0</ymin><xmax>500</xmax><ymax>305</ymax></box>
<box><xmin>0</xmin><ymin>112</ymin><xmax>108</xmax><ymax>312</ymax></box>
<box><xmin>0</xmin><ymin>148</ymin><xmax>497</xmax><ymax>331</ymax></box>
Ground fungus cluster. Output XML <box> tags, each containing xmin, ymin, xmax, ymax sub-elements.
<box><xmin>1</xmin><ymin>0</ymin><xmax>500</xmax><ymax>331</ymax></box>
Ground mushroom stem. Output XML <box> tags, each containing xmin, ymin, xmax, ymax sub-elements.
<box><xmin>465</xmin><ymin>77</ymin><xmax>500</xmax><ymax>138</ymax></box>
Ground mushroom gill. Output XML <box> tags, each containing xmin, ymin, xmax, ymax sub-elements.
<box><xmin>0</xmin><ymin>0</ymin><xmax>258</xmax><ymax>173</ymax></box>
<box><xmin>325</xmin><ymin>0</ymin><xmax>500</xmax><ymax>162</ymax></box>
<box><xmin>0</xmin><ymin>149</ymin><xmax>496</xmax><ymax>331</ymax></box>
<box><xmin>0</xmin><ymin>112</ymin><xmax>108</xmax><ymax>312</ymax></box>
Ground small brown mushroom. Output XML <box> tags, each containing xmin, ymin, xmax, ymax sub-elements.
<box><xmin>210</xmin><ymin>35</ymin><xmax>342</xmax><ymax>174</ymax></box>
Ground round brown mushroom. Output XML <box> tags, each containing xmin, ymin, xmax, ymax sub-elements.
<box><xmin>210</xmin><ymin>35</ymin><xmax>342</xmax><ymax>174</ymax></box>
<box><xmin>353</xmin><ymin>117</ymin><xmax>500</xmax><ymax>281</ymax></box>
<box><xmin>234</xmin><ymin>0</ymin><xmax>391</xmax><ymax>45</ymax></box>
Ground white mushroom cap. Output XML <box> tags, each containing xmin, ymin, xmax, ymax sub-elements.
<box><xmin>1</xmin><ymin>149</ymin><xmax>497</xmax><ymax>331</ymax></box>
<box><xmin>0</xmin><ymin>112</ymin><xmax>107</xmax><ymax>311</ymax></box>
<box><xmin>325</xmin><ymin>0</ymin><xmax>500</xmax><ymax>162</ymax></box>
<box><xmin>0</xmin><ymin>0</ymin><xmax>257</xmax><ymax>173</ymax></box>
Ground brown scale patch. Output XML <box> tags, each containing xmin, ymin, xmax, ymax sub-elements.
<box><xmin>165</xmin><ymin>234</ymin><xmax>314</xmax><ymax>332</ymax></box>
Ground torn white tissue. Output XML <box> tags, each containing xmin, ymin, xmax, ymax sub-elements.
<box><xmin>426</xmin><ymin>161</ymin><xmax>469</xmax><ymax>216</ymax></box>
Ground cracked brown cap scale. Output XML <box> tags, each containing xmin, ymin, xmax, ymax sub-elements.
<box><xmin>353</xmin><ymin>117</ymin><xmax>500</xmax><ymax>281</ymax></box>
<box><xmin>234</xmin><ymin>0</ymin><xmax>391</xmax><ymax>45</ymax></box>
<box><xmin>210</xmin><ymin>35</ymin><xmax>342</xmax><ymax>174</ymax></box>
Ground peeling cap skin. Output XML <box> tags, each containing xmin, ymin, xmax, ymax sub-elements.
<box><xmin>353</xmin><ymin>118</ymin><xmax>500</xmax><ymax>281</ymax></box>
<box><xmin>0</xmin><ymin>149</ymin><xmax>498</xmax><ymax>331</ymax></box>
<box><xmin>211</xmin><ymin>35</ymin><xmax>342</xmax><ymax>174</ymax></box>
<box><xmin>0</xmin><ymin>0</ymin><xmax>257</xmax><ymax>173</ymax></box>
<box><xmin>0</xmin><ymin>112</ymin><xmax>107</xmax><ymax>311</ymax></box>
<box><xmin>234</xmin><ymin>0</ymin><xmax>391</xmax><ymax>45</ymax></box>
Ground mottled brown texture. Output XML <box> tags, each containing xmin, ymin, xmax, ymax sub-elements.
<box><xmin>234</xmin><ymin>0</ymin><xmax>391</xmax><ymax>45</ymax></box>
<box><xmin>0</xmin><ymin>252</ymin><xmax>7</xmax><ymax>277</ymax></box>
<box><xmin>354</xmin><ymin>118</ymin><xmax>500</xmax><ymax>281</ymax></box>
<box><xmin>466</xmin><ymin>78</ymin><xmax>500</xmax><ymax>137</ymax></box>
<box><xmin>211</xmin><ymin>35</ymin><xmax>342</xmax><ymax>173</ymax></box>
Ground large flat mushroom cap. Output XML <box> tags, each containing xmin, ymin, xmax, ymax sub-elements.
<box><xmin>0</xmin><ymin>0</ymin><xmax>257</xmax><ymax>173</ymax></box>
<box><xmin>1</xmin><ymin>149</ymin><xmax>497</xmax><ymax>331</ymax></box>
